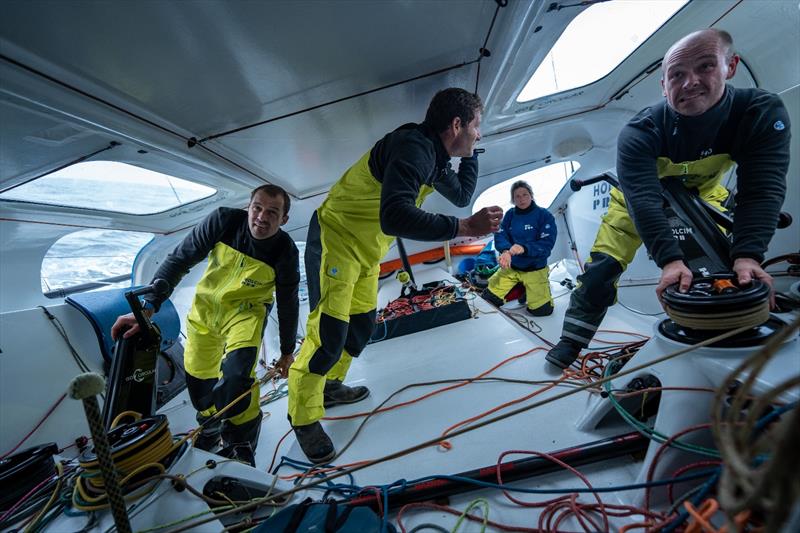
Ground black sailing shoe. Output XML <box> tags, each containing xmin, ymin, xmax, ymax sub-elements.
<box><xmin>526</xmin><ymin>301</ymin><xmax>554</xmax><ymax>317</ymax></box>
<box><xmin>293</xmin><ymin>422</ymin><xmax>335</xmax><ymax>464</ymax></box>
<box><xmin>218</xmin><ymin>442</ymin><xmax>256</xmax><ymax>467</ymax></box>
<box><xmin>480</xmin><ymin>289</ymin><xmax>505</xmax><ymax>308</ymax></box>
<box><xmin>545</xmin><ymin>338</ymin><xmax>583</xmax><ymax>369</ymax></box>
<box><xmin>323</xmin><ymin>380</ymin><xmax>370</xmax><ymax>408</ymax></box>
<box><xmin>193</xmin><ymin>415</ymin><xmax>222</xmax><ymax>452</ymax></box>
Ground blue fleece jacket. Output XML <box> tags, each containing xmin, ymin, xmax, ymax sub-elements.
<box><xmin>493</xmin><ymin>204</ymin><xmax>557</xmax><ymax>271</ymax></box>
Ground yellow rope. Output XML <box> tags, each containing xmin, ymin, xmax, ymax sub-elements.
<box><xmin>72</xmin><ymin>415</ymin><xmax>174</xmax><ymax>511</ymax></box>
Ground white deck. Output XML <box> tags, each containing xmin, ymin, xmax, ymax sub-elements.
<box><xmin>16</xmin><ymin>263</ymin><xmax>799</xmax><ymax>531</ymax></box>
<box><xmin>167</xmin><ymin>264</ymin><xmax>662</xmax><ymax>531</ymax></box>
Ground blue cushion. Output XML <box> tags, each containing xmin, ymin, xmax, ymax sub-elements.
<box><xmin>457</xmin><ymin>257</ymin><xmax>476</xmax><ymax>275</ymax></box>
<box><xmin>253</xmin><ymin>498</ymin><xmax>395</xmax><ymax>533</ymax></box>
<box><xmin>66</xmin><ymin>287</ymin><xmax>180</xmax><ymax>362</ymax></box>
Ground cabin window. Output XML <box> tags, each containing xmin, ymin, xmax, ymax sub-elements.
<box><xmin>0</xmin><ymin>161</ymin><xmax>216</xmax><ymax>214</ymax></box>
<box><xmin>472</xmin><ymin>161</ymin><xmax>580</xmax><ymax>213</ymax></box>
<box><xmin>517</xmin><ymin>0</ymin><xmax>687</xmax><ymax>102</ymax></box>
<box><xmin>297</xmin><ymin>241</ymin><xmax>309</xmax><ymax>304</ymax></box>
<box><xmin>41</xmin><ymin>229</ymin><xmax>153</xmax><ymax>296</ymax></box>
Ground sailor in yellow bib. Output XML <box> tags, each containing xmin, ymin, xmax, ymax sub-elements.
<box><xmin>288</xmin><ymin>88</ymin><xmax>504</xmax><ymax>463</ymax></box>
<box><xmin>111</xmin><ymin>185</ymin><xmax>300</xmax><ymax>466</ymax></box>
<box><xmin>483</xmin><ymin>180</ymin><xmax>558</xmax><ymax>316</ymax></box>
<box><xmin>545</xmin><ymin>30</ymin><xmax>790</xmax><ymax>369</ymax></box>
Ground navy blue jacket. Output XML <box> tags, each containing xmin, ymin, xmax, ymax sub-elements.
<box><xmin>494</xmin><ymin>204</ymin><xmax>557</xmax><ymax>271</ymax></box>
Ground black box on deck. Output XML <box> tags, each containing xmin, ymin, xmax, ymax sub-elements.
<box><xmin>370</xmin><ymin>294</ymin><xmax>472</xmax><ymax>343</ymax></box>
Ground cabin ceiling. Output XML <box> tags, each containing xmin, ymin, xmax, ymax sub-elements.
<box><xmin>1</xmin><ymin>0</ymin><xmax>501</xmax><ymax>198</ymax></box>
<box><xmin>1</xmin><ymin>0</ymin><xmax>798</xmax><ymax>237</ymax></box>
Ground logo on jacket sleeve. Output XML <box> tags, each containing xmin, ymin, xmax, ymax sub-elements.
<box><xmin>774</xmin><ymin>120</ymin><xmax>785</xmax><ymax>131</ymax></box>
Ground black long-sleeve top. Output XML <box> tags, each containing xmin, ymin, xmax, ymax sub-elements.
<box><xmin>144</xmin><ymin>208</ymin><xmax>300</xmax><ymax>355</ymax></box>
<box><xmin>370</xmin><ymin>122</ymin><xmax>479</xmax><ymax>241</ymax></box>
<box><xmin>617</xmin><ymin>85</ymin><xmax>790</xmax><ymax>267</ymax></box>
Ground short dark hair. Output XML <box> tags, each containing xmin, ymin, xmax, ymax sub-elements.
<box><xmin>250</xmin><ymin>184</ymin><xmax>290</xmax><ymax>215</ymax></box>
<box><xmin>424</xmin><ymin>88</ymin><xmax>484</xmax><ymax>133</ymax></box>
<box><xmin>510</xmin><ymin>180</ymin><xmax>533</xmax><ymax>200</ymax></box>
<box><xmin>711</xmin><ymin>28</ymin><xmax>735</xmax><ymax>60</ymax></box>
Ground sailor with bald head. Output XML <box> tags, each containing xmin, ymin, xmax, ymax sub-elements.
<box><xmin>546</xmin><ymin>28</ymin><xmax>791</xmax><ymax>370</ymax></box>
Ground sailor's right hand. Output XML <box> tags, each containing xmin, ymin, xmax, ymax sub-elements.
<box><xmin>498</xmin><ymin>250</ymin><xmax>512</xmax><ymax>269</ymax></box>
<box><xmin>111</xmin><ymin>312</ymin><xmax>147</xmax><ymax>340</ymax></box>
<box><xmin>656</xmin><ymin>260</ymin><xmax>693</xmax><ymax>305</ymax></box>
<box><xmin>458</xmin><ymin>206</ymin><xmax>503</xmax><ymax>237</ymax></box>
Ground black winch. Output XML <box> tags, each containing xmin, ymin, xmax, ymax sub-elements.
<box><xmin>568</xmin><ymin>174</ymin><xmax>793</xmax><ymax>348</ymax></box>
<box><xmin>659</xmin><ymin>273</ymin><xmax>782</xmax><ymax>347</ymax></box>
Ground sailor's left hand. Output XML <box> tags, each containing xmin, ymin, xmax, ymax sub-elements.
<box><xmin>508</xmin><ymin>244</ymin><xmax>525</xmax><ymax>256</ymax></box>
<box><xmin>733</xmin><ymin>257</ymin><xmax>775</xmax><ymax>308</ymax></box>
<box><xmin>274</xmin><ymin>353</ymin><xmax>295</xmax><ymax>379</ymax></box>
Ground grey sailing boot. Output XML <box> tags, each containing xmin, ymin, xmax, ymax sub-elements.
<box><xmin>323</xmin><ymin>379</ymin><xmax>370</xmax><ymax>408</ymax></box>
<box><xmin>293</xmin><ymin>421</ymin><xmax>335</xmax><ymax>464</ymax></box>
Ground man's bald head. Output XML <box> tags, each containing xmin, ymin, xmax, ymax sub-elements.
<box><xmin>663</xmin><ymin>29</ymin><xmax>734</xmax><ymax>66</ymax></box>
<box><xmin>661</xmin><ymin>29</ymin><xmax>739</xmax><ymax>116</ymax></box>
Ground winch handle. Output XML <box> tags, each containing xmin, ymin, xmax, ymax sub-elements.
<box><xmin>124</xmin><ymin>279</ymin><xmax>169</xmax><ymax>341</ymax></box>
<box><xmin>569</xmin><ymin>173</ymin><xmax>620</xmax><ymax>192</ymax></box>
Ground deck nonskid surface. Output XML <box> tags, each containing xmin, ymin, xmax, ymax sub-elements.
<box><xmin>219</xmin><ymin>265</ymin><xmax>665</xmax><ymax>530</ymax></box>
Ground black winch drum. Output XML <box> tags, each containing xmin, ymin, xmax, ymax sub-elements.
<box><xmin>661</xmin><ymin>274</ymin><xmax>771</xmax><ymax>330</ymax></box>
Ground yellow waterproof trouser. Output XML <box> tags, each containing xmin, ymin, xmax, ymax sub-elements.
<box><xmin>288</xmin><ymin>151</ymin><xmax>433</xmax><ymax>426</ymax></box>
<box><xmin>184</xmin><ymin>310</ymin><xmax>264</xmax><ymax>426</ymax></box>
<box><xmin>558</xmin><ymin>155</ymin><xmax>732</xmax><ymax>347</ymax></box>
<box><xmin>183</xmin><ymin>241</ymin><xmax>278</xmax><ymax>427</ymax></box>
<box><xmin>287</xmin><ymin>223</ymin><xmax>379</xmax><ymax>426</ymax></box>
<box><xmin>592</xmin><ymin>155</ymin><xmax>732</xmax><ymax>266</ymax></box>
<box><xmin>487</xmin><ymin>266</ymin><xmax>552</xmax><ymax>310</ymax></box>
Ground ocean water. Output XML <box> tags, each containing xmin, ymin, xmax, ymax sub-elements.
<box><xmin>13</xmin><ymin>167</ymin><xmax>307</xmax><ymax>297</ymax></box>
<box><xmin>42</xmin><ymin>230</ymin><xmax>308</xmax><ymax>302</ymax></box>
<box><xmin>41</xmin><ymin>229</ymin><xmax>152</xmax><ymax>292</ymax></box>
<box><xmin>2</xmin><ymin>164</ymin><xmax>215</xmax><ymax>215</ymax></box>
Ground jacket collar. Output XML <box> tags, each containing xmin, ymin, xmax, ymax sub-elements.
<box><xmin>667</xmin><ymin>84</ymin><xmax>734</xmax><ymax>128</ymax></box>
<box><xmin>515</xmin><ymin>202</ymin><xmax>536</xmax><ymax>215</ymax></box>
<box><xmin>419</xmin><ymin>121</ymin><xmax>451</xmax><ymax>170</ymax></box>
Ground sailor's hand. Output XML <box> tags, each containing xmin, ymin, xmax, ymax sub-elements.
<box><xmin>508</xmin><ymin>244</ymin><xmax>525</xmax><ymax>256</ymax></box>
<box><xmin>656</xmin><ymin>260</ymin><xmax>692</xmax><ymax>304</ymax></box>
<box><xmin>111</xmin><ymin>313</ymin><xmax>141</xmax><ymax>340</ymax></box>
<box><xmin>274</xmin><ymin>353</ymin><xmax>295</xmax><ymax>379</ymax></box>
<box><xmin>498</xmin><ymin>251</ymin><xmax>512</xmax><ymax>269</ymax></box>
<box><xmin>733</xmin><ymin>257</ymin><xmax>775</xmax><ymax>308</ymax></box>
<box><xmin>458</xmin><ymin>206</ymin><xmax>503</xmax><ymax>237</ymax></box>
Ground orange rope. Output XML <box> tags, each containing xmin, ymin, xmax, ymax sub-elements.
<box><xmin>684</xmin><ymin>498</ymin><xmax>720</xmax><ymax>533</ymax></box>
<box><xmin>279</xmin><ymin>459</ymin><xmax>372</xmax><ymax>481</ymax></box>
<box><xmin>619</xmin><ymin>522</ymin><xmax>652</xmax><ymax>532</ymax></box>
<box><xmin>438</xmin><ymin>378</ymin><xmax>562</xmax><ymax>449</ymax></box>
<box><xmin>323</xmin><ymin>347</ymin><xmax>543</xmax><ymax>421</ymax></box>
<box><xmin>274</xmin><ymin>347</ymin><xmax>544</xmax><ymax>473</ymax></box>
